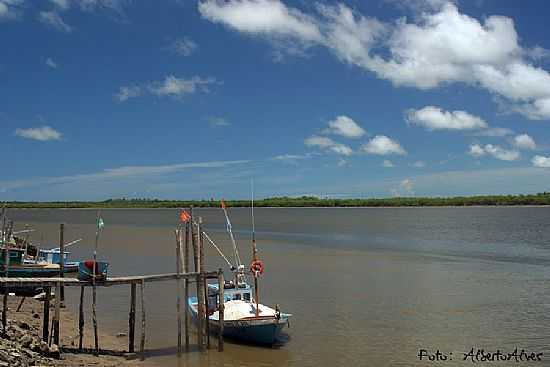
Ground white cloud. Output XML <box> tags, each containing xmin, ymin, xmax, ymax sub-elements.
<box><xmin>115</xmin><ymin>75</ymin><xmax>217</xmax><ymax>102</ymax></box>
<box><xmin>168</xmin><ymin>37</ymin><xmax>198</xmax><ymax>56</ymax></box>
<box><xmin>474</xmin><ymin>127</ymin><xmax>514</xmax><ymax>137</ymax></box>
<box><xmin>361</xmin><ymin>135</ymin><xmax>406</xmax><ymax>155</ymax></box>
<box><xmin>208</xmin><ymin>116</ymin><xmax>230</xmax><ymax>127</ymax></box>
<box><xmin>0</xmin><ymin>159</ymin><xmax>249</xmax><ymax>193</ymax></box>
<box><xmin>337</xmin><ymin>158</ymin><xmax>348</xmax><ymax>167</ymax></box>
<box><xmin>468</xmin><ymin>144</ymin><xmax>485</xmax><ymax>157</ymax></box>
<box><xmin>391</xmin><ymin>178</ymin><xmax>414</xmax><ymax>196</ymax></box>
<box><xmin>273</xmin><ymin>153</ymin><xmax>310</xmax><ymax>161</ymax></box>
<box><xmin>198</xmin><ymin>0</ymin><xmax>322</xmax><ymax>43</ymax></box>
<box><xmin>382</xmin><ymin>159</ymin><xmax>394</xmax><ymax>168</ymax></box>
<box><xmin>532</xmin><ymin>155</ymin><xmax>550</xmax><ymax>168</ymax></box>
<box><xmin>468</xmin><ymin>143</ymin><xmax>520</xmax><ymax>161</ymax></box>
<box><xmin>324</xmin><ymin>115</ymin><xmax>366</xmax><ymax>138</ymax></box>
<box><xmin>513</xmin><ymin>134</ymin><xmax>536</xmax><ymax>150</ymax></box>
<box><xmin>149</xmin><ymin>75</ymin><xmax>216</xmax><ymax>97</ymax></box>
<box><xmin>304</xmin><ymin>135</ymin><xmax>352</xmax><ymax>156</ymax></box>
<box><xmin>406</xmin><ymin>106</ymin><xmax>487</xmax><ymax>130</ymax></box>
<box><xmin>38</xmin><ymin>11</ymin><xmax>72</xmax><ymax>32</ymax></box>
<box><xmin>412</xmin><ymin>160</ymin><xmax>426</xmax><ymax>168</ymax></box>
<box><xmin>114</xmin><ymin>85</ymin><xmax>141</xmax><ymax>102</ymax></box>
<box><xmin>50</xmin><ymin>0</ymin><xmax>70</xmax><ymax>10</ymax></box>
<box><xmin>45</xmin><ymin>57</ymin><xmax>58</xmax><ymax>69</ymax></box>
<box><xmin>199</xmin><ymin>1</ymin><xmax>550</xmax><ymax>120</ymax></box>
<box><xmin>0</xmin><ymin>0</ymin><xmax>24</xmax><ymax>20</ymax></box>
<box><xmin>15</xmin><ymin>126</ymin><xmax>62</xmax><ymax>141</ymax></box>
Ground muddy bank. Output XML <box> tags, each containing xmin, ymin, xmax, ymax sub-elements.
<box><xmin>1</xmin><ymin>296</ymin><xmax>157</xmax><ymax>367</ymax></box>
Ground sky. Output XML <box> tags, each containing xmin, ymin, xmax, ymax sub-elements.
<box><xmin>2</xmin><ymin>0</ymin><xmax>550</xmax><ymax>200</ymax></box>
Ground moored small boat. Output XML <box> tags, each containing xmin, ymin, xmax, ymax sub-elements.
<box><xmin>188</xmin><ymin>282</ymin><xmax>291</xmax><ymax>345</ymax></box>
<box><xmin>77</xmin><ymin>260</ymin><xmax>109</xmax><ymax>281</ymax></box>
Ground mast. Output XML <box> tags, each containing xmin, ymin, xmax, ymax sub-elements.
<box><xmin>251</xmin><ymin>180</ymin><xmax>260</xmax><ymax>317</ymax></box>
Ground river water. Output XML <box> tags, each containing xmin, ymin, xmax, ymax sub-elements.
<box><xmin>8</xmin><ymin>207</ymin><xmax>550</xmax><ymax>366</ymax></box>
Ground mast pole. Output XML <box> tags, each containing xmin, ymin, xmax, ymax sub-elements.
<box><xmin>251</xmin><ymin>180</ymin><xmax>260</xmax><ymax>317</ymax></box>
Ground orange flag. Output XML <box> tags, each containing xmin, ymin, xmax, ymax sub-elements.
<box><xmin>180</xmin><ymin>210</ymin><xmax>191</xmax><ymax>222</ymax></box>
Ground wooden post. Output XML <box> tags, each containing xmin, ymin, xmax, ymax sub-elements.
<box><xmin>53</xmin><ymin>282</ymin><xmax>60</xmax><ymax>346</ymax></box>
<box><xmin>92</xmin><ymin>281</ymin><xmax>99</xmax><ymax>355</ymax></box>
<box><xmin>43</xmin><ymin>286</ymin><xmax>50</xmax><ymax>342</ymax></box>
<box><xmin>2</xmin><ymin>220</ymin><xmax>13</xmax><ymax>333</ymax></box>
<box><xmin>184</xmin><ymin>220</ymin><xmax>190</xmax><ymax>351</ymax></box>
<box><xmin>217</xmin><ymin>269</ymin><xmax>224</xmax><ymax>352</ymax></box>
<box><xmin>16</xmin><ymin>297</ymin><xmax>25</xmax><ymax>312</ymax></box>
<box><xmin>129</xmin><ymin>283</ymin><xmax>136</xmax><ymax>353</ymax></box>
<box><xmin>59</xmin><ymin>223</ymin><xmax>65</xmax><ymax>306</ymax></box>
<box><xmin>140</xmin><ymin>279</ymin><xmax>146</xmax><ymax>361</ymax></box>
<box><xmin>200</xmin><ymin>227</ymin><xmax>210</xmax><ymax>349</ymax></box>
<box><xmin>191</xmin><ymin>209</ymin><xmax>203</xmax><ymax>350</ymax></box>
<box><xmin>175</xmin><ymin>229</ymin><xmax>182</xmax><ymax>355</ymax></box>
<box><xmin>78</xmin><ymin>286</ymin><xmax>84</xmax><ymax>351</ymax></box>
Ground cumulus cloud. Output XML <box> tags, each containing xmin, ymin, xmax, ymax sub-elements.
<box><xmin>167</xmin><ymin>37</ymin><xmax>198</xmax><ymax>57</ymax></box>
<box><xmin>382</xmin><ymin>159</ymin><xmax>394</xmax><ymax>168</ymax></box>
<box><xmin>324</xmin><ymin>115</ymin><xmax>366</xmax><ymax>138</ymax></box>
<box><xmin>38</xmin><ymin>10</ymin><xmax>72</xmax><ymax>32</ymax></box>
<box><xmin>15</xmin><ymin>126</ymin><xmax>62</xmax><ymax>141</ymax></box>
<box><xmin>305</xmin><ymin>135</ymin><xmax>352</xmax><ymax>156</ymax></box>
<box><xmin>115</xmin><ymin>75</ymin><xmax>217</xmax><ymax>102</ymax></box>
<box><xmin>532</xmin><ymin>155</ymin><xmax>550</xmax><ymax>168</ymax></box>
<box><xmin>512</xmin><ymin>134</ymin><xmax>536</xmax><ymax>150</ymax></box>
<box><xmin>199</xmin><ymin>0</ymin><xmax>550</xmax><ymax>120</ymax></box>
<box><xmin>468</xmin><ymin>143</ymin><xmax>520</xmax><ymax>161</ymax></box>
<box><xmin>361</xmin><ymin>135</ymin><xmax>406</xmax><ymax>155</ymax></box>
<box><xmin>406</xmin><ymin>106</ymin><xmax>487</xmax><ymax>130</ymax></box>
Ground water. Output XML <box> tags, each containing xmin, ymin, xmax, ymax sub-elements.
<box><xmin>8</xmin><ymin>207</ymin><xmax>550</xmax><ymax>366</ymax></box>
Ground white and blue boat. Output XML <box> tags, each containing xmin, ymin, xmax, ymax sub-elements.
<box><xmin>188</xmin><ymin>279</ymin><xmax>291</xmax><ymax>345</ymax></box>
<box><xmin>186</xmin><ymin>196</ymin><xmax>292</xmax><ymax>346</ymax></box>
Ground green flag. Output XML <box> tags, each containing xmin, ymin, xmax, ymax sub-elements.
<box><xmin>97</xmin><ymin>217</ymin><xmax>105</xmax><ymax>231</ymax></box>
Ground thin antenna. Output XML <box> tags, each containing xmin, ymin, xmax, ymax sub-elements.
<box><xmin>251</xmin><ymin>179</ymin><xmax>255</xmax><ymax>243</ymax></box>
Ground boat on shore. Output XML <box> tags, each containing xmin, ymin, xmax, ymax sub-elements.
<box><xmin>1</xmin><ymin>248</ymin><xmax>61</xmax><ymax>277</ymax></box>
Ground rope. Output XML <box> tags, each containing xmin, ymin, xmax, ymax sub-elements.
<box><xmin>202</xmin><ymin>231</ymin><xmax>234</xmax><ymax>269</ymax></box>
<box><xmin>222</xmin><ymin>207</ymin><xmax>242</xmax><ymax>267</ymax></box>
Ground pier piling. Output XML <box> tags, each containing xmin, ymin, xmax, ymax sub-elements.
<box><xmin>184</xmin><ymin>220</ymin><xmax>190</xmax><ymax>351</ymax></box>
<box><xmin>217</xmin><ymin>268</ymin><xmax>224</xmax><ymax>352</ymax></box>
<box><xmin>78</xmin><ymin>286</ymin><xmax>84</xmax><ymax>351</ymax></box>
<box><xmin>53</xmin><ymin>281</ymin><xmax>61</xmax><ymax>345</ymax></box>
<box><xmin>140</xmin><ymin>279</ymin><xmax>146</xmax><ymax>361</ymax></box>
<box><xmin>59</xmin><ymin>224</ymin><xmax>65</xmax><ymax>307</ymax></box>
<box><xmin>175</xmin><ymin>228</ymin><xmax>182</xmax><ymax>355</ymax></box>
<box><xmin>129</xmin><ymin>283</ymin><xmax>136</xmax><ymax>353</ymax></box>
<box><xmin>42</xmin><ymin>286</ymin><xmax>50</xmax><ymax>342</ymax></box>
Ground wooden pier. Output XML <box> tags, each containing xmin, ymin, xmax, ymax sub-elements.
<box><xmin>0</xmin><ymin>213</ymin><xmax>226</xmax><ymax>361</ymax></box>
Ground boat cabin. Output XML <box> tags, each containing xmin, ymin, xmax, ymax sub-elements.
<box><xmin>0</xmin><ymin>248</ymin><xmax>24</xmax><ymax>266</ymax></box>
<box><xmin>207</xmin><ymin>281</ymin><xmax>254</xmax><ymax>305</ymax></box>
<box><xmin>38</xmin><ymin>249</ymin><xmax>70</xmax><ymax>265</ymax></box>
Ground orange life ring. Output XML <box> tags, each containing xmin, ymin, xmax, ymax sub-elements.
<box><xmin>249</xmin><ymin>260</ymin><xmax>264</xmax><ymax>275</ymax></box>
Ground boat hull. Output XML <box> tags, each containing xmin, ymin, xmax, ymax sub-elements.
<box><xmin>77</xmin><ymin>261</ymin><xmax>109</xmax><ymax>281</ymax></box>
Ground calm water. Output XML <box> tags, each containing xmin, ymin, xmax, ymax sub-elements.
<box><xmin>8</xmin><ymin>207</ymin><xmax>550</xmax><ymax>366</ymax></box>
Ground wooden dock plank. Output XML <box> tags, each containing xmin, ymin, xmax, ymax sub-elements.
<box><xmin>0</xmin><ymin>271</ymin><xmax>219</xmax><ymax>287</ymax></box>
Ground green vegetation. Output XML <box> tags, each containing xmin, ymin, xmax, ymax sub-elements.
<box><xmin>4</xmin><ymin>192</ymin><xmax>550</xmax><ymax>208</ymax></box>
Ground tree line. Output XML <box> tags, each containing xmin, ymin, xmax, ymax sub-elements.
<box><xmin>4</xmin><ymin>192</ymin><xmax>550</xmax><ymax>208</ymax></box>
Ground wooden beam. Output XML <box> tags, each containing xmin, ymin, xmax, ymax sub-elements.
<box><xmin>217</xmin><ymin>268</ymin><xmax>224</xmax><ymax>352</ymax></box>
<box><xmin>78</xmin><ymin>286</ymin><xmax>84</xmax><ymax>351</ymax></box>
<box><xmin>42</xmin><ymin>286</ymin><xmax>50</xmax><ymax>342</ymax></box>
<box><xmin>139</xmin><ymin>279</ymin><xmax>146</xmax><ymax>361</ymax></box>
<box><xmin>175</xmin><ymin>229</ymin><xmax>182</xmax><ymax>356</ymax></box>
<box><xmin>59</xmin><ymin>223</ymin><xmax>65</xmax><ymax>306</ymax></box>
<box><xmin>129</xmin><ymin>283</ymin><xmax>136</xmax><ymax>353</ymax></box>
<box><xmin>53</xmin><ymin>282</ymin><xmax>60</xmax><ymax>346</ymax></box>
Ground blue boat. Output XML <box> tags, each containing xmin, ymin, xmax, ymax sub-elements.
<box><xmin>34</xmin><ymin>248</ymin><xmax>80</xmax><ymax>273</ymax></box>
<box><xmin>77</xmin><ymin>260</ymin><xmax>109</xmax><ymax>281</ymax></box>
<box><xmin>188</xmin><ymin>281</ymin><xmax>291</xmax><ymax>345</ymax></box>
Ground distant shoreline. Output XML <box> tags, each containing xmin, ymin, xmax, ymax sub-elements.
<box><xmin>4</xmin><ymin>193</ymin><xmax>550</xmax><ymax>208</ymax></box>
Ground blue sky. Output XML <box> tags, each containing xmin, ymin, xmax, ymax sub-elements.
<box><xmin>2</xmin><ymin>0</ymin><xmax>550</xmax><ymax>200</ymax></box>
